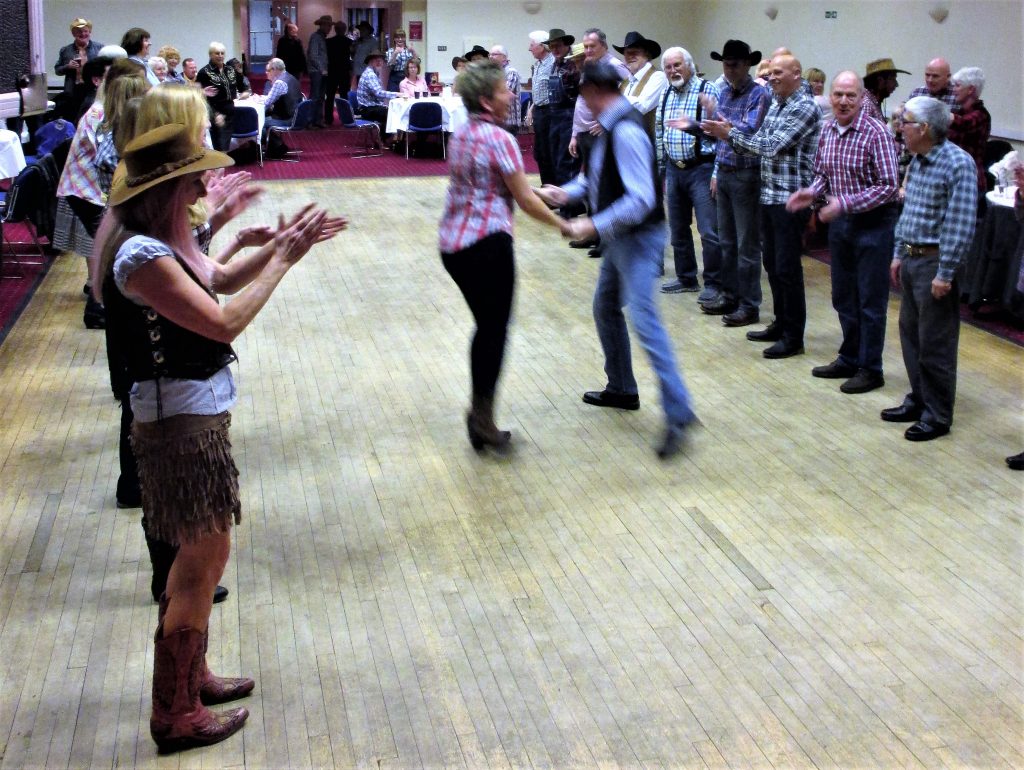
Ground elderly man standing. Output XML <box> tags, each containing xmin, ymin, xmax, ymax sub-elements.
<box><xmin>703</xmin><ymin>54</ymin><xmax>821</xmax><ymax>358</ymax></box>
<box><xmin>705</xmin><ymin>39</ymin><xmax>770</xmax><ymax>324</ymax></box>
<box><xmin>489</xmin><ymin>45</ymin><xmax>522</xmax><ymax>133</ymax></box>
<box><xmin>570</xmin><ymin>29</ymin><xmax>629</xmax><ymax>170</ymax></box>
<box><xmin>788</xmin><ymin>71</ymin><xmax>900</xmax><ymax>393</ymax></box>
<box><xmin>543</xmin><ymin>28</ymin><xmax>581</xmax><ymax>185</ymax></box>
<box><xmin>883</xmin><ymin>96</ymin><xmax>977</xmax><ymax>441</ymax></box>
<box><xmin>616</xmin><ymin>31</ymin><xmax>667</xmax><ymax>140</ymax></box>
<box><xmin>656</xmin><ymin>46</ymin><xmax>722</xmax><ymax>306</ymax></box>
<box><xmin>537</xmin><ymin>61</ymin><xmax>697</xmax><ymax>459</ymax></box>
<box><xmin>948</xmin><ymin>67</ymin><xmax>991</xmax><ymax>198</ymax></box>
<box><xmin>528</xmin><ymin>31</ymin><xmax>556</xmax><ymax>185</ymax></box>
<box><xmin>306</xmin><ymin>15</ymin><xmax>332</xmax><ymax>128</ymax></box>
<box><xmin>276</xmin><ymin>23</ymin><xmax>307</xmax><ymax>79</ymax></box>
<box><xmin>908</xmin><ymin>58</ymin><xmax>957</xmax><ymax>107</ymax></box>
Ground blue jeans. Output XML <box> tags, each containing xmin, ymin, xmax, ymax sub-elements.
<box><xmin>828</xmin><ymin>206</ymin><xmax>897</xmax><ymax>373</ymax></box>
<box><xmin>666</xmin><ymin>162</ymin><xmax>721</xmax><ymax>289</ymax></box>
<box><xmin>715</xmin><ymin>166</ymin><xmax>762</xmax><ymax>311</ymax></box>
<box><xmin>760</xmin><ymin>204</ymin><xmax>808</xmax><ymax>346</ymax></box>
<box><xmin>593</xmin><ymin>223</ymin><xmax>695</xmax><ymax>426</ymax></box>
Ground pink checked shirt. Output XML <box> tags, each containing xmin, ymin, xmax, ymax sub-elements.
<box><xmin>809</xmin><ymin>109</ymin><xmax>900</xmax><ymax>213</ymax></box>
<box><xmin>439</xmin><ymin>114</ymin><xmax>523</xmax><ymax>254</ymax></box>
<box><xmin>56</xmin><ymin>103</ymin><xmax>105</xmax><ymax>204</ymax></box>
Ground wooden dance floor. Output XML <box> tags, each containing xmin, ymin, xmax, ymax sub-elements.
<box><xmin>0</xmin><ymin>176</ymin><xmax>1021</xmax><ymax>768</ymax></box>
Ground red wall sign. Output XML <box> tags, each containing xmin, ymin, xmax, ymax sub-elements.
<box><xmin>409</xmin><ymin>21</ymin><xmax>423</xmax><ymax>40</ymax></box>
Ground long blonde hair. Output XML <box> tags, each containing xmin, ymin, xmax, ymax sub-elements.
<box><xmin>135</xmin><ymin>85</ymin><xmax>212</xmax><ymax>225</ymax></box>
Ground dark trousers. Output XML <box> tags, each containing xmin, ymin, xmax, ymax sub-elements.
<box><xmin>117</xmin><ymin>391</ymin><xmax>141</xmax><ymax>504</ymax></box>
<box><xmin>210</xmin><ymin>116</ymin><xmax>234</xmax><ymax>151</ymax></box>
<box><xmin>898</xmin><ymin>255</ymin><xmax>961</xmax><ymax>427</ymax></box>
<box><xmin>323</xmin><ymin>70</ymin><xmax>351</xmax><ymax>124</ymax></box>
<box><xmin>532</xmin><ymin>106</ymin><xmax>555</xmax><ymax>186</ymax></box>
<box><xmin>715</xmin><ymin>166</ymin><xmax>762</xmax><ymax>311</ymax></box>
<box><xmin>442</xmin><ymin>232</ymin><xmax>515</xmax><ymax>399</ymax></box>
<box><xmin>547</xmin><ymin>105</ymin><xmax>576</xmax><ymax>185</ymax></box>
<box><xmin>760</xmin><ymin>203</ymin><xmax>809</xmax><ymax>346</ymax></box>
<box><xmin>828</xmin><ymin>206</ymin><xmax>897</xmax><ymax>374</ymax></box>
<box><xmin>360</xmin><ymin>104</ymin><xmax>389</xmax><ymax>139</ymax></box>
<box><xmin>66</xmin><ymin>195</ymin><xmax>104</xmax><ymax>237</ymax></box>
<box><xmin>308</xmin><ymin>71</ymin><xmax>325</xmax><ymax>125</ymax></box>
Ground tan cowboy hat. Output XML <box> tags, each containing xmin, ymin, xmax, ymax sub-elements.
<box><xmin>864</xmin><ymin>57</ymin><xmax>911</xmax><ymax>78</ymax></box>
<box><xmin>70</xmin><ymin>17</ymin><xmax>92</xmax><ymax>32</ymax></box>
<box><xmin>569</xmin><ymin>42</ymin><xmax>586</xmax><ymax>59</ymax></box>
<box><xmin>108</xmin><ymin>124</ymin><xmax>233</xmax><ymax>207</ymax></box>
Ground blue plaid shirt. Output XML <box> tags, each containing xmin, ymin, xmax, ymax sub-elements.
<box><xmin>655</xmin><ymin>76</ymin><xmax>720</xmax><ymax>171</ymax></box>
<box><xmin>712</xmin><ymin>75</ymin><xmax>770</xmax><ymax>173</ymax></box>
<box><xmin>531</xmin><ymin>53</ymin><xmax>555</xmax><ymax>106</ymax></box>
<box><xmin>357</xmin><ymin>67</ymin><xmax>396</xmax><ymax>107</ymax></box>
<box><xmin>729</xmin><ymin>89</ymin><xmax>821</xmax><ymax>204</ymax></box>
<box><xmin>893</xmin><ymin>139</ymin><xmax>978</xmax><ymax>282</ymax></box>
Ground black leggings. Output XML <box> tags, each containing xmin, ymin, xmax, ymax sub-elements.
<box><xmin>442</xmin><ymin>232</ymin><xmax>515</xmax><ymax>399</ymax></box>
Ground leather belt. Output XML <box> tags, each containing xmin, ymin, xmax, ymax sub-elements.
<box><xmin>532</xmin><ymin>103</ymin><xmax>550</xmax><ymax>110</ymax></box>
<box><xmin>903</xmin><ymin>243</ymin><xmax>940</xmax><ymax>257</ymax></box>
<box><xmin>671</xmin><ymin>157</ymin><xmax>713</xmax><ymax>170</ymax></box>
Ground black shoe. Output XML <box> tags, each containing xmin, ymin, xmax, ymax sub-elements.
<box><xmin>661</xmin><ymin>279</ymin><xmax>700</xmax><ymax>294</ymax></box>
<box><xmin>582</xmin><ymin>390</ymin><xmax>640</xmax><ymax>410</ymax></box>
<box><xmin>746</xmin><ymin>324</ymin><xmax>782</xmax><ymax>342</ymax></box>
<box><xmin>82</xmin><ymin>282</ymin><xmax>91</xmax><ymax>296</ymax></box>
<box><xmin>812</xmin><ymin>358</ymin><xmax>858</xmax><ymax>379</ymax></box>
<box><xmin>84</xmin><ymin>297</ymin><xmax>106</xmax><ymax>329</ymax></box>
<box><xmin>587</xmin><ymin>247</ymin><xmax>602</xmax><ymax>258</ymax></box>
<box><xmin>840</xmin><ymin>369</ymin><xmax>884</xmax><ymax>394</ymax></box>
<box><xmin>1006</xmin><ymin>452</ymin><xmax>1024</xmax><ymax>470</ymax></box>
<box><xmin>213</xmin><ymin>585</ymin><xmax>229</xmax><ymax>604</ymax></box>
<box><xmin>700</xmin><ymin>297</ymin><xmax>738</xmax><ymax>315</ymax></box>
<box><xmin>763</xmin><ymin>341</ymin><xmax>804</xmax><ymax>359</ymax></box>
<box><xmin>722</xmin><ymin>308</ymin><xmax>759</xmax><ymax>327</ymax></box>
<box><xmin>116</xmin><ymin>493</ymin><xmax>142</xmax><ymax>509</ymax></box>
<box><xmin>569</xmin><ymin>237</ymin><xmax>598</xmax><ymax>249</ymax></box>
<box><xmin>904</xmin><ymin>421</ymin><xmax>950</xmax><ymax>441</ymax></box>
<box><xmin>656</xmin><ymin>422</ymin><xmax>690</xmax><ymax>459</ymax></box>
<box><xmin>880</xmin><ymin>402</ymin><xmax>922</xmax><ymax>423</ymax></box>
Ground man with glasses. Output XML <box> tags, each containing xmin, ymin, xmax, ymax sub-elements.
<box><xmin>883</xmin><ymin>96</ymin><xmax>977</xmax><ymax>441</ymax></box>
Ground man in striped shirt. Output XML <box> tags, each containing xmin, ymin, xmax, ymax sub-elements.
<box><xmin>882</xmin><ymin>96</ymin><xmax>977</xmax><ymax>441</ymax></box>
<box><xmin>703</xmin><ymin>54</ymin><xmax>821</xmax><ymax>359</ymax></box>
<box><xmin>788</xmin><ymin>71</ymin><xmax>900</xmax><ymax>395</ymax></box>
<box><xmin>528</xmin><ymin>31</ymin><xmax>556</xmax><ymax>185</ymax></box>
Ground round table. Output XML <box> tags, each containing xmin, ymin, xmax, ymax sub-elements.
<box><xmin>385</xmin><ymin>96</ymin><xmax>467</xmax><ymax>134</ymax></box>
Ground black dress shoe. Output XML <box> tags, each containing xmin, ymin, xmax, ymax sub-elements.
<box><xmin>811</xmin><ymin>359</ymin><xmax>858</xmax><ymax>379</ymax></box>
<box><xmin>656</xmin><ymin>422</ymin><xmax>689</xmax><ymax>459</ymax></box>
<box><xmin>840</xmin><ymin>369</ymin><xmax>884</xmax><ymax>394</ymax></box>
<box><xmin>746</xmin><ymin>324</ymin><xmax>782</xmax><ymax>342</ymax></box>
<box><xmin>116</xmin><ymin>494</ymin><xmax>142</xmax><ymax>509</ymax></box>
<box><xmin>569</xmin><ymin>237</ymin><xmax>598</xmax><ymax>248</ymax></box>
<box><xmin>904</xmin><ymin>421</ymin><xmax>950</xmax><ymax>441</ymax></box>
<box><xmin>1006</xmin><ymin>452</ymin><xmax>1024</xmax><ymax>470</ymax></box>
<box><xmin>213</xmin><ymin>585</ymin><xmax>230</xmax><ymax>604</ymax></box>
<box><xmin>700</xmin><ymin>297</ymin><xmax>738</xmax><ymax>315</ymax></box>
<box><xmin>722</xmin><ymin>308</ymin><xmax>759</xmax><ymax>327</ymax></box>
<box><xmin>587</xmin><ymin>247</ymin><xmax>601</xmax><ymax>258</ymax></box>
<box><xmin>880</xmin><ymin>402</ymin><xmax>922</xmax><ymax>422</ymax></box>
<box><xmin>762</xmin><ymin>341</ymin><xmax>804</xmax><ymax>359</ymax></box>
<box><xmin>582</xmin><ymin>390</ymin><xmax>640</xmax><ymax>410</ymax></box>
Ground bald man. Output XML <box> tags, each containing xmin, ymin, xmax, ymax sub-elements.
<box><xmin>908</xmin><ymin>58</ymin><xmax>957</xmax><ymax>107</ymax></box>
<box><xmin>788</xmin><ymin>71</ymin><xmax>900</xmax><ymax>394</ymax></box>
<box><xmin>703</xmin><ymin>54</ymin><xmax>821</xmax><ymax>359</ymax></box>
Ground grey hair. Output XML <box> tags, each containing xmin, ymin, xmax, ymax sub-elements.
<box><xmin>457</xmin><ymin>60</ymin><xmax>506</xmax><ymax>115</ymax></box>
<box><xmin>267</xmin><ymin>57</ymin><xmax>286</xmax><ymax>72</ymax></box>
<box><xmin>147</xmin><ymin>56</ymin><xmax>167</xmax><ymax>71</ymax></box>
<box><xmin>490</xmin><ymin>44</ymin><xmax>508</xmax><ymax>57</ymax></box>
<box><xmin>904</xmin><ymin>96</ymin><xmax>952</xmax><ymax>141</ymax></box>
<box><xmin>528</xmin><ymin>30</ymin><xmax>548</xmax><ymax>47</ymax></box>
<box><xmin>583</xmin><ymin>28</ymin><xmax>607</xmax><ymax>47</ymax></box>
<box><xmin>662</xmin><ymin>46</ymin><xmax>695</xmax><ymax>73</ymax></box>
<box><xmin>952</xmin><ymin>66</ymin><xmax>985</xmax><ymax>97</ymax></box>
<box><xmin>208</xmin><ymin>41</ymin><xmax>226</xmax><ymax>55</ymax></box>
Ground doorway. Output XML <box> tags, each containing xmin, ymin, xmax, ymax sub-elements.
<box><xmin>248</xmin><ymin>0</ymin><xmax>298</xmax><ymax>68</ymax></box>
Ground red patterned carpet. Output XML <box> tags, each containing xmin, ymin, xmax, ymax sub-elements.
<box><xmin>241</xmin><ymin>125</ymin><xmax>538</xmax><ymax>182</ymax></box>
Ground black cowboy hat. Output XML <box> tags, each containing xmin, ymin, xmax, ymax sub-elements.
<box><xmin>709</xmin><ymin>39</ymin><xmax>761</xmax><ymax>66</ymax></box>
<box><xmin>542</xmin><ymin>28</ymin><xmax>575</xmax><ymax>47</ymax></box>
<box><xmin>463</xmin><ymin>45</ymin><xmax>489</xmax><ymax>61</ymax></box>
<box><xmin>613</xmin><ymin>31</ymin><xmax>661</xmax><ymax>59</ymax></box>
<box><xmin>363</xmin><ymin>49</ymin><xmax>386</xmax><ymax>65</ymax></box>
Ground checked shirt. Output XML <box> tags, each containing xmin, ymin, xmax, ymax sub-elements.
<box><xmin>809</xmin><ymin>110</ymin><xmax>900</xmax><ymax>213</ymax></box>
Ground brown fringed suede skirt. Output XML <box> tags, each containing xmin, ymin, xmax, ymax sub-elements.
<box><xmin>131</xmin><ymin>412</ymin><xmax>242</xmax><ymax>545</ymax></box>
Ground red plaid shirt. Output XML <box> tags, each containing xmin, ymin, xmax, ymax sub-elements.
<box><xmin>809</xmin><ymin>110</ymin><xmax>900</xmax><ymax>213</ymax></box>
<box><xmin>948</xmin><ymin>101</ymin><xmax>991</xmax><ymax>192</ymax></box>
<box><xmin>439</xmin><ymin>115</ymin><xmax>524</xmax><ymax>253</ymax></box>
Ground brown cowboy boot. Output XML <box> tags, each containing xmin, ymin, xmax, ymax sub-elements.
<box><xmin>466</xmin><ymin>395</ymin><xmax>511</xmax><ymax>450</ymax></box>
<box><xmin>157</xmin><ymin>594</ymin><xmax>255</xmax><ymax>705</ymax></box>
<box><xmin>150</xmin><ymin>624</ymin><xmax>248</xmax><ymax>753</ymax></box>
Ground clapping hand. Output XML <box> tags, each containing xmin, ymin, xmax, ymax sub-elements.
<box><xmin>700</xmin><ymin>117</ymin><xmax>732</xmax><ymax>140</ymax></box>
<box><xmin>235</xmin><ymin>225</ymin><xmax>275</xmax><ymax>247</ymax></box>
<box><xmin>274</xmin><ymin>207</ymin><xmax>329</xmax><ymax>264</ymax></box>
<box><xmin>697</xmin><ymin>92</ymin><xmax>718</xmax><ymax>117</ymax></box>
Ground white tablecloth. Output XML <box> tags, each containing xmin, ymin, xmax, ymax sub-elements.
<box><xmin>232</xmin><ymin>98</ymin><xmax>265</xmax><ymax>145</ymax></box>
<box><xmin>385</xmin><ymin>96</ymin><xmax>466</xmax><ymax>134</ymax></box>
<box><xmin>0</xmin><ymin>129</ymin><xmax>26</xmax><ymax>179</ymax></box>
